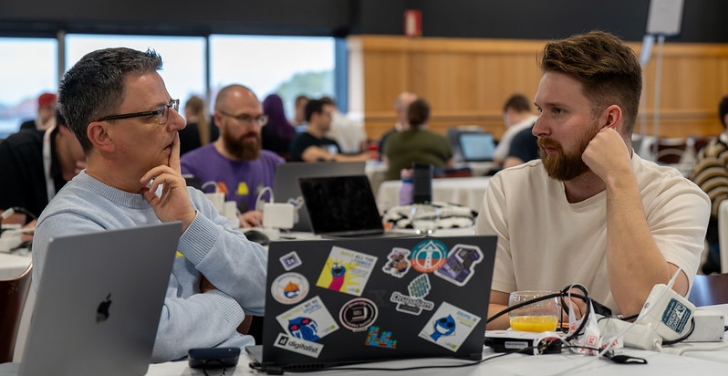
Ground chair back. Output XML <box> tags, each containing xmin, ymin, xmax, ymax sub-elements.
<box><xmin>0</xmin><ymin>263</ymin><xmax>32</xmax><ymax>363</ymax></box>
<box><xmin>655</xmin><ymin>138</ymin><xmax>688</xmax><ymax>165</ymax></box>
<box><xmin>688</xmin><ymin>273</ymin><xmax>728</xmax><ymax>307</ymax></box>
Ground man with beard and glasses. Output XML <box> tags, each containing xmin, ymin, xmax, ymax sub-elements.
<box><xmin>181</xmin><ymin>85</ymin><xmax>284</xmax><ymax>228</ymax></box>
<box><xmin>31</xmin><ymin>48</ymin><xmax>267</xmax><ymax>361</ymax></box>
<box><xmin>476</xmin><ymin>31</ymin><xmax>710</xmax><ymax>329</ymax></box>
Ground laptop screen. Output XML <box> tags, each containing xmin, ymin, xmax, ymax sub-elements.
<box><xmin>298</xmin><ymin>175</ymin><xmax>384</xmax><ymax>236</ymax></box>
<box><xmin>459</xmin><ymin>133</ymin><xmax>495</xmax><ymax>162</ymax></box>
<box><xmin>273</xmin><ymin>162</ymin><xmax>366</xmax><ymax>232</ymax></box>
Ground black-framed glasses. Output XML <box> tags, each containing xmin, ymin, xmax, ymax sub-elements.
<box><xmin>218</xmin><ymin>110</ymin><xmax>268</xmax><ymax>126</ymax></box>
<box><xmin>98</xmin><ymin>99</ymin><xmax>180</xmax><ymax>125</ymax></box>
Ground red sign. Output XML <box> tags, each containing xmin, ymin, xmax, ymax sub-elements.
<box><xmin>404</xmin><ymin>10</ymin><xmax>422</xmax><ymax>37</ymax></box>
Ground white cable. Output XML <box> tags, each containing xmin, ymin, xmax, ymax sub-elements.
<box><xmin>537</xmin><ymin>269</ymin><xmax>685</xmax><ymax>376</ymax></box>
<box><xmin>1</xmin><ymin>207</ymin><xmax>16</xmax><ymax>220</ymax></box>
<box><xmin>255</xmin><ymin>186</ymin><xmax>274</xmax><ymax>212</ymax></box>
<box><xmin>201</xmin><ymin>181</ymin><xmax>219</xmax><ymax>192</ymax></box>
<box><xmin>253</xmin><ymin>186</ymin><xmax>274</xmax><ymax>228</ymax></box>
<box><xmin>675</xmin><ymin>341</ymin><xmax>728</xmax><ymax>355</ymax></box>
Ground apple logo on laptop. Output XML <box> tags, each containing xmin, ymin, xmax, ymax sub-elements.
<box><xmin>96</xmin><ymin>293</ymin><xmax>112</xmax><ymax>323</ymax></box>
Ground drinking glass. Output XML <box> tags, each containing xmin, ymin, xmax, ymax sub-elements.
<box><xmin>410</xmin><ymin>204</ymin><xmax>439</xmax><ymax>235</ymax></box>
<box><xmin>508</xmin><ymin>290</ymin><xmax>560</xmax><ymax>332</ymax></box>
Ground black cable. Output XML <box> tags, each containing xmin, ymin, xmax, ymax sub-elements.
<box><xmin>202</xmin><ymin>359</ymin><xmax>227</xmax><ymax>376</ymax></box>
<box><xmin>485</xmin><ymin>292</ymin><xmax>564</xmax><ymax>324</ymax></box>
<box><xmin>10</xmin><ymin>206</ymin><xmax>38</xmax><ymax>221</ymax></box>
<box><xmin>620</xmin><ymin>314</ymin><xmax>640</xmax><ymax>322</ymax></box>
<box><xmin>485</xmin><ymin>284</ymin><xmax>599</xmax><ymax>344</ymax></box>
<box><xmin>661</xmin><ymin>317</ymin><xmax>696</xmax><ymax>346</ymax></box>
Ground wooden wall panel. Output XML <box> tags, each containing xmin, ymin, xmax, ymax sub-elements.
<box><xmin>348</xmin><ymin>36</ymin><xmax>728</xmax><ymax>141</ymax></box>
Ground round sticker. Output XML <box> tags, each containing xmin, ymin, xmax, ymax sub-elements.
<box><xmin>339</xmin><ymin>298</ymin><xmax>378</xmax><ymax>332</ymax></box>
<box><xmin>271</xmin><ymin>272</ymin><xmax>309</xmax><ymax>305</ymax></box>
<box><xmin>410</xmin><ymin>239</ymin><xmax>448</xmax><ymax>273</ymax></box>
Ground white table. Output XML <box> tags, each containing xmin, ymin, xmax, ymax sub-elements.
<box><xmin>0</xmin><ymin>252</ymin><xmax>31</xmax><ymax>280</ymax></box>
<box><xmin>377</xmin><ymin>176</ymin><xmax>490</xmax><ymax>213</ymax></box>
<box><xmin>367</xmin><ymin>161</ymin><xmax>496</xmax><ymax>205</ymax></box>
<box><xmin>142</xmin><ymin>343</ymin><xmax>728</xmax><ymax>376</ymax></box>
<box><xmin>365</xmin><ymin>160</ymin><xmax>388</xmax><ymax>197</ymax></box>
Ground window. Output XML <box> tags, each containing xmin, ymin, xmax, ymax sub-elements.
<box><xmin>209</xmin><ymin>35</ymin><xmax>335</xmax><ymax>118</ymax></box>
<box><xmin>66</xmin><ymin>34</ymin><xmax>206</xmax><ymax>119</ymax></box>
<box><xmin>0</xmin><ymin>38</ymin><xmax>57</xmax><ymax>138</ymax></box>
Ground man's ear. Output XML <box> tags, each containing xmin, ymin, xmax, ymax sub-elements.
<box><xmin>601</xmin><ymin>105</ymin><xmax>622</xmax><ymax>130</ymax></box>
<box><xmin>87</xmin><ymin>121</ymin><xmax>114</xmax><ymax>152</ymax></box>
<box><xmin>213</xmin><ymin>112</ymin><xmax>223</xmax><ymax>129</ymax></box>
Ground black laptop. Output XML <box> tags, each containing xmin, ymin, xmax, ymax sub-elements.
<box><xmin>273</xmin><ymin>162</ymin><xmax>366</xmax><ymax>232</ymax></box>
<box><xmin>458</xmin><ymin>133</ymin><xmax>496</xmax><ymax>162</ymax></box>
<box><xmin>247</xmin><ymin>235</ymin><xmax>497</xmax><ymax>373</ymax></box>
<box><xmin>298</xmin><ymin>175</ymin><xmax>394</xmax><ymax>238</ymax></box>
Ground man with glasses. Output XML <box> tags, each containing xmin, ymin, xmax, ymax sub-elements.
<box><xmin>31</xmin><ymin>48</ymin><xmax>268</xmax><ymax>362</ymax></box>
<box><xmin>181</xmin><ymin>84</ymin><xmax>283</xmax><ymax>228</ymax></box>
<box><xmin>289</xmin><ymin>98</ymin><xmax>374</xmax><ymax>162</ymax></box>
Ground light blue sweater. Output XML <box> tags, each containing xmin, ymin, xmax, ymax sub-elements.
<box><xmin>32</xmin><ymin>171</ymin><xmax>268</xmax><ymax>362</ymax></box>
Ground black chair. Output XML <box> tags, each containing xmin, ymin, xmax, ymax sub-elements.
<box><xmin>0</xmin><ymin>264</ymin><xmax>32</xmax><ymax>363</ymax></box>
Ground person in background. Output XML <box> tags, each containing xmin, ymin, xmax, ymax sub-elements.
<box><xmin>289</xmin><ymin>98</ymin><xmax>374</xmax><ymax>162</ymax></box>
<box><xmin>377</xmin><ymin>91</ymin><xmax>417</xmax><ymax>157</ymax></box>
<box><xmin>261</xmin><ymin>93</ymin><xmax>296</xmax><ymax>160</ymax></box>
<box><xmin>382</xmin><ymin>98</ymin><xmax>453</xmax><ymax>181</ymax></box>
<box><xmin>290</xmin><ymin>94</ymin><xmax>309</xmax><ymax>128</ymax></box>
<box><xmin>477</xmin><ymin>31</ymin><xmax>710</xmax><ymax>329</ymax></box>
<box><xmin>179</xmin><ymin>96</ymin><xmax>218</xmax><ymax>156</ymax></box>
<box><xmin>690</xmin><ymin>94</ymin><xmax>728</xmax><ymax>274</ymax></box>
<box><xmin>182</xmin><ymin>85</ymin><xmax>284</xmax><ymax>227</ymax></box>
<box><xmin>32</xmin><ymin>48</ymin><xmax>267</xmax><ymax>361</ymax></box>
<box><xmin>494</xmin><ymin>94</ymin><xmax>538</xmax><ymax>168</ymax></box>
<box><xmin>502</xmin><ymin>124</ymin><xmax>540</xmax><ymax>168</ymax></box>
<box><xmin>0</xmin><ymin>110</ymin><xmax>85</xmax><ymax>227</ymax></box>
<box><xmin>321</xmin><ymin>96</ymin><xmax>368</xmax><ymax>154</ymax></box>
<box><xmin>19</xmin><ymin>92</ymin><xmax>58</xmax><ymax>134</ymax></box>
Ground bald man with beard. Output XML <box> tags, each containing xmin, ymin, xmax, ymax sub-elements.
<box><xmin>181</xmin><ymin>84</ymin><xmax>284</xmax><ymax>227</ymax></box>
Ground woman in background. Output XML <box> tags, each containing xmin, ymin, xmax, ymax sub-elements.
<box><xmin>383</xmin><ymin>98</ymin><xmax>453</xmax><ymax>181</ymax></box>
<box><xmin>262</xmin><ymin>94</ymin><xmax>296</xmax><ymax>160</ymax></box>
<box><xmin>180</xmin><ymin>96</ymin><xmax>218</xmax><ymax>155</ymax></box>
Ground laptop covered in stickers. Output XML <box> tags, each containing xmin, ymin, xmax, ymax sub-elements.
<box><xmin>247</xmin><ymin>235</ymin><xmax>497</xmax><ymax>373</ymax></box>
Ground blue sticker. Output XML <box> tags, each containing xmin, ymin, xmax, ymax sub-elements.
<box><xmin>410</xmin><ymin>239</ymin><xmax>449</xmax><ymax>273</ymax></box>
<box><xmin>365</xmin><ymin>326</ymin><xmax>398</xmax><ymax>349</ymax></box>
<box><xmin>280</xmin><ymin>251</ymin><xmax>303</xmax><ymax>271</ymax></box>
<box><xmin>434</xmin><ymin>244</ymin><xmax>483</xmax><ymax>286</ymax></box>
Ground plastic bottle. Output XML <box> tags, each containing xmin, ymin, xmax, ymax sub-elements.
<box><xmin>399</xmin><ymin>168</ymin><xmax>414</xmax><ymax>206</ymax></box>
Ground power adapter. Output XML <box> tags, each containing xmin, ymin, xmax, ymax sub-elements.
<box><xmin>638</xmin><ymin>283</ymin><xmax>695</xmax><ymax>342</ymax></box>
<box><xmin>598</xmin><ymin>317</ymin><xmax>663</xmax><ymax>351</ymax></box>
<box><xmin>262</xmin><ymin>203</ymin><xmax>295</xmax><ymax>230</ymax></box>
<box><xmin>684</xmin><ymin>310</ymin><xmax>724</xmax><ymax>342</ymax></box>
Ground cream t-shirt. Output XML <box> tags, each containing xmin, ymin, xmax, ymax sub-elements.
<box><xmin>476</xmin><ymin>153</ymin><xmax>710</xmax><ymax>314</ymax></box>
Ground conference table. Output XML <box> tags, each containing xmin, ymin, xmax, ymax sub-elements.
<box><xmin>376</xmin><ymin>176</ymin><xmax>490</xmax><ymax>214</ymax></box>
<box><xmin>366</xmin><ymin>161</ymin><xmax>496</xmax><ymax>207</ymax></box>
<box><xmin>143</xmin><ymin>303</ymin><xmax>728</xmax><ymax>375</ymax></box>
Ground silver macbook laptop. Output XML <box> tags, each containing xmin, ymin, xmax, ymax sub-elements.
<box><xmin>8</xmin><ymin>222</ymin><xmax>181</xmax><ymax>376</ymax></box>
<box><xmin>248</xmin><ymin>235</ymin><xmax>497</xmax><ymax>373</ymax></box>
<box><xmin>273</xmin><ymin>162</ymin><xmax>365</xmax><ymax>232</ymax></box>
